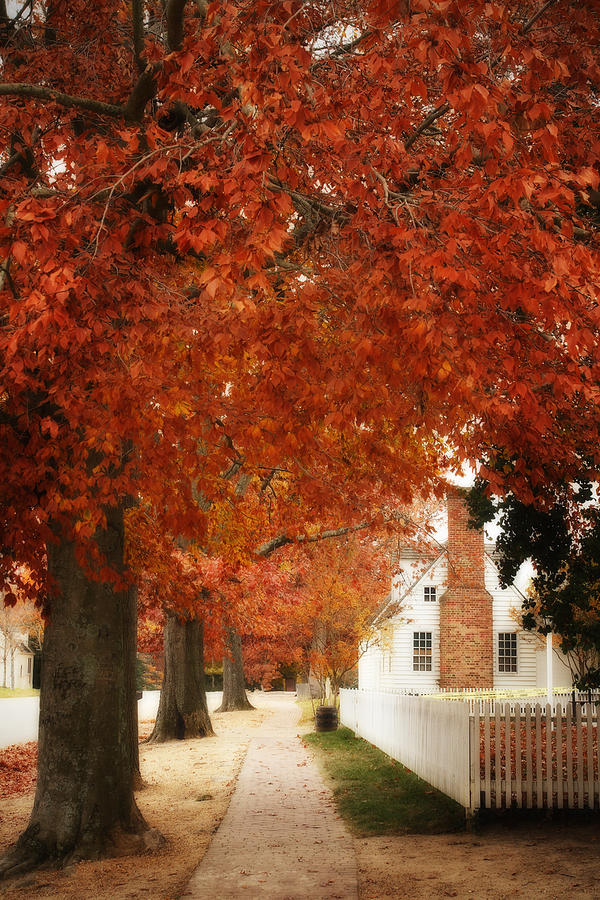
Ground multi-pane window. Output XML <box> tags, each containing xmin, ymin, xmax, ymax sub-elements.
<box><xmin>498</xmin><ymin>632</ymin><xmax>517</xmax><ymax>673</ymax></box>
<box><xmin>413</xmin><ymin>632</ymin><xmax>432</xmax><ymax>671</ymax></box>
<box><xmin>424</xmin><ymin>585</ymin><xmax>437</xmax><ymax>602</ymax></box>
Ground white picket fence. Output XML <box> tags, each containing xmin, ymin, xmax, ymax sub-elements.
<box><xmin>339</xmin><ymin>689</ymin><xmax>471</xmax><ymax>807</ymax></box>
<box><xmin>339</xmin><ymin>689</ymin><xmax>599</xmax><ymax>812</ymax></box>
<box><xmin>474</xmin><ymin>701</ymin><xmax>599</xmax><ymax>810</ymax></box>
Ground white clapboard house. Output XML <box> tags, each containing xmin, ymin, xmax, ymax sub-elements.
<box><xmin>359</xmin><ymin>491</ymin><xmax>571</xmax><ymax>693</ymax></box>
<box><xmin>0</xmin><ymin>627</ymin><xmax>34</xmax><ymax>690</ymax></box>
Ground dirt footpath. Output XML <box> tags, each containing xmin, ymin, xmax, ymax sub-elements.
<box><xmin>356</xmin><ymin>824</ymin><xmax>600</xmax><ymax>899</ymax></box>
<box><xmin>184</xmin><ymin>693</ymin><xmax>357</xmax><ymax>899</ymax></box>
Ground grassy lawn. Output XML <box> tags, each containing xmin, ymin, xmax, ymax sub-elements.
<box><xmin>304</xmin><ymin>726</ymin><xmax>465</xmax><ymax>836</ymax></box>
<box><xmin>296</xmin><ymin>698</ymin><xmax>318</xmax><ymax>727</ymax></box>
<box><xmin>0</xmin><ymin>687</ymin><xmax>39</xmax><ymax>698</ymax></box>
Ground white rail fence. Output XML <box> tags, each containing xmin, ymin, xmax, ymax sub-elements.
<box><xmin>339</xmin><ymin>689</ymin><xmax>599</xmax><ymax>812</ymax></box>
<box><xmin>0</xmin><ymin>690</ymin><xmax>224</xmax><ymax>749</ymax></box>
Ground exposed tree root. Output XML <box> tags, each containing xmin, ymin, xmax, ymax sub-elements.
<box><xmin>0</xmin><ymin>823</ymin><xmax>164</xmax><ymax>881</ymax></box>
<box><xmin>216</xmin><ymin>695</ymin><xmax>255</xmax><ymax>713</ymax></box>
<box><xmin>147</xmin><ymin>709</ymin><xmax>214</xmax><ymax>743</ymax></box>
<box><xmin>0</xmin><ymin>846</ymin><xmax>42</xmax><ymax>880</ymax></box>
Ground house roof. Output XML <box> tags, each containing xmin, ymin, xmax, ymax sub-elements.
<box><xmin>374</xmin><ymin>540</ymin><xmax>528</xmax><ymax>625</ymax></box>
<box><xmin>374</xmin><ymin>547</ymin><xmax>446</xmax><ymax>624</ymax></box>
<box><xmin>367</xmin><ymin>591</ymin><xmax>393</xmax><ymax>626</ymax></box>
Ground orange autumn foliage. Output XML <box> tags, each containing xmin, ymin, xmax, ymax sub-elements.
<box><xmin>267</xmin><ymin>534</ymin><xmax>392</xmax><ymax>696</ymax></box>
<box><xmin>0</xmin><ymin>1</ymin><xmax>599</xmax><ymax>598</ymax></box>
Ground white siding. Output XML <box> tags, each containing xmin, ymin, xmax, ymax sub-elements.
<box><xmin>0</xmin><ymin>631</ymin><xmax>33</xmax><ymax>690</ymax></box>
<box><xmin>535</xmin><ymin>642</ymin><xmax>574</xmax><ymax>689</ymax></box>
<box><xmin>357</xmin><ymin>641</ymin><xmax>381</xmax><ymax>691</ymax></box>
<box><xmin>362</xmin><ymin>555</ymin><xmax>447</xmax><ymax>691</ymax></box>
<box><xmin>360</xmin><ymin>548</ymin><xmax>574</xmax><ymax>693</ymax></box>
<box><xmin>486</xmin><ymin>555</ymin><xmax>541</xmax><ymax>690</ymax></box>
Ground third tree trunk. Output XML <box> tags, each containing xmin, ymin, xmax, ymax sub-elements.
<box><xmin>217</xmin><ymin>626</ymin><xmax>254</xmax><ymax>712</ymax></box>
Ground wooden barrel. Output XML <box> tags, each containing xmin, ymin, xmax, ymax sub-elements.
<box><xmin>315</xmin><ymin>705</ymin><xmax>338</xmax><ymax>732</ymax></box>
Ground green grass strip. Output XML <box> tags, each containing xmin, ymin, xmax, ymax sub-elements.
<box><xmin>304</xmin><ymin>726</ymin><xmax>465</xmax><ymax>836</ymax></box>
<box><xmin>0</xmin><ymin>688</ymin><xmax>39</xmax><ymax>698</ymax></box>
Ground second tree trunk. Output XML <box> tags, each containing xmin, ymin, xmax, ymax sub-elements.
<box><xmin>148</xmin><ymin>613</ymin><xmax>213</xmax><ymax>742</ymax></box>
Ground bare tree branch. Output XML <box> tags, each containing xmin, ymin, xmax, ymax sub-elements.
<box><xmin>256</xmin><ymin>521</ymin><xmax>374</xmax><ymax>558</ymax></box>
<box><xmin>0</xmin><ymin>151</ymin><xmax>21</xmax><ymax>178</ymax></box>
<box><xmin>267</xmin><ymin>175</ymin><xmax>347</xmax><ymax>222</ymax></box>
<box><xmin>0</xmin><ymin>83</ymin><xmax>124</xmax><ymax>117</ymax></box>
<box><xmin>166</xmin><ymin>0</ymin><xmax>188</xmax><ymax>51</ymax></box>
<box><xmin>123</xmin><ymin>64</ymin><xmax>160</xmax><ymax>120</ymax></box>
<box><xmin>0</xmin><ymin>61</ymin><xmax>160</xmax><ymax>122</ymax></box>
<box><xmin>259</xmin><ymin>467</ymin><xmax>279</xmax><ymax>494</ymax></box>
<box><xmin>0</xmin><ymin>0</ymin><xmax>9</xmax><ymax>32</ymax></box>
<box><xmin>404</xmin><ymin>101</ymin><xmax>450</xmax><ymax>151</ymax></box>
<box><xmin>310</xmin><ymin>29</ymin><xmax>373</xmax><ymax>71</ymax></box>
<box><xmin>522</xmin><ymin>0</ymin><xmax>558</xmax><ymax>35</ymax></box>
<box><xmin>0</xmin><ymin>203</ymin><xmax>16</xmax><ymax>294</ymax></box>
<box><xmin>193</xmin><ymin>0</ymin><xmax>208</xmax><ymax>19</ymax></box>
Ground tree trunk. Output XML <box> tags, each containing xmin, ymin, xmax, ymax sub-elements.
<box><xmin>124</xmin><ymin>583</ymin><xmax>142</xmax><ymax>789</ymax></box>
<box><xmin>148</xmin><ymin>613</ymin><xmax>213</xmax><ymax>742</ymax></box>
<box><xmin>217</xmin><ymin>626</ymin><xmax>254</xmax><ymax>712</ymax></box>
<box><xmin>0</xmin><ymin>504</ymin><xmax>161</xmax><ymax>879</ymax></box>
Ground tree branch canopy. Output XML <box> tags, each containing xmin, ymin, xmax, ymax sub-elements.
<box><xmin>256</xmin><ymin>521</ymin><xmax>372</xmax><ymax>558</ymax></box>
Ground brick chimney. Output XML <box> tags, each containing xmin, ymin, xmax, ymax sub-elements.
<box><xmin>439</xmin><ymin>489</ymin><xmax>493</xmax><ymax>688</ymax></box>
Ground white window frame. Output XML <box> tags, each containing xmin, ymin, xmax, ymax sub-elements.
<box><xmin>413</xmin><ymin>631</ymin><xmax>432</xmax><ymax>672</ymax></box>
<box><xmin>498</xmin><ymin>631</ymin><xmax>518</xmax><ymax>674</ymax></box>
<box><xmin>423</xmin><ymin>585</ymin><xmax>437</xmax><ymax>602</ymax></box>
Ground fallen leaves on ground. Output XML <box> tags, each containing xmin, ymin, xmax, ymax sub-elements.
<box><xmin>0</xmin><ymin>742</ymin><xmax>37</xmax><ymax>799</ymax></box>
<box><xmin>0</xmin><ymin>727</ymin><xmax>157</xmax><ymax>799</ymax></box>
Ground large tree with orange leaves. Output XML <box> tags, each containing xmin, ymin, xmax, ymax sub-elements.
<box><xmin>1</xmin><ymin>0</ymin><xmax>600</xmax><ymax>873</ymax></box>
<box><xmin>280</xmin><ymin>534</ymin><xmax>392</xmax><ymax>699</ymax></box>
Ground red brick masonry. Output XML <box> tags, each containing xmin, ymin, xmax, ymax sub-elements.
<box><xmin>439</xmin><ymin>489</ymin><xmax>493</xmax><ymax>688</ymax></box>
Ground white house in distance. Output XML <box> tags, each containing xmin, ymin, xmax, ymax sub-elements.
<box><xmin>0</xmin><ymin>628</ymin><xmax>34</xmax><ymax>690</ymax></box>
<box><xmin>359</xmin><ymin>490</ymin><xmax>572</xmax><ymax>693</ymax></box>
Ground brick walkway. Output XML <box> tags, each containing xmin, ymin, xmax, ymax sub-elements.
<box><xmin>183</xmin><ymin>693</ymin><xmax>358</xmax><ymax>899</ymax></box>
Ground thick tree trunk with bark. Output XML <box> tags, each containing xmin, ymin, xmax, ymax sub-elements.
<box><xmin>217</xmin><ymin>626</ymin><xmax>254</xmax><ymax>712</ymax></box>
<box><xmin>0</xmin><ymin>505</ymin><xmax>161</xmax><ymax>879</ymax></box>
<box><xmin>148</xmin><ymin>613</ymin><xmax>213</xmax><ymax>742</ymax></box>
<box><xmin>124</xmin><ymin>583</ymin><xmax>142</xmax><ymax>789</ymax></box>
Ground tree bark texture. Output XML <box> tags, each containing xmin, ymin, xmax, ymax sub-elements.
<box><xmin>217</xmin><ymin>626</ymin><xmax>254</xmax><ymax>712</ymax></box>
<box><xmin>124</xmin><ymin>583</ymin><xmax>141</xmax><ymax>789</ymax></box>
<box><xmin>148</xmin><ymin>613</ymin><xmax>213</xmax><ymax>742</ymax></box>
<box><xmin>0</xmin><ymin>504</ymin><xmax>160</xmax><ymax>879</ymax></box>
